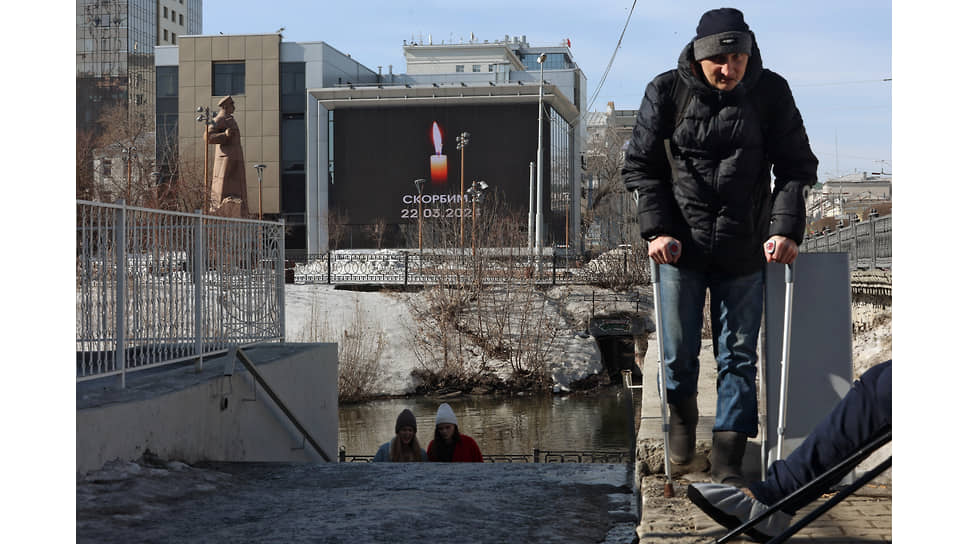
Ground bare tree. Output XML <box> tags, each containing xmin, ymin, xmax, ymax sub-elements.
<box><xmin>293</xmin><ymin>291</ymin><xmax>388</xmax><ymax>402</ymax></box>
<box><xmin>329</xmin><ymin>208</ymin><xmax>349</xmax><ymax>250</ymax></box>
<box><xmin>406</xmin><ymin>192</ymin><xmax>562</xmax><ymax>389</ymax></box>
<box><xmin>89</xmin><ymin>103</ymin><xmax>156</xmax><ymax>206</ymax></box>
<box><xmin>583</xmin><ymin>121</ymin><xmax>636</xmax><ymax>248</ymax></box>
<box><xmin>366</xmin><ymin>217</ymin><xmax>388</xmax><ymax>249</ymax></box>
<box><xmin>76</xmin><ymin>129</ymin><xmax>100</xmax><ymax>201</ymax></box>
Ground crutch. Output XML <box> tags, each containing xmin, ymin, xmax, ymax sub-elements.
<box><xmin>650</xmin><ymin>241</ymin><xmax>679</xmax><ymax>498</ymax></box>
<box><xmin>766</xmin><ymin>239</ymin><xmax>795</xmax><ymax>463</ymax></box>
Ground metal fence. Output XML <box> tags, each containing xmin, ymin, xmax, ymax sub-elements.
<box><xmin>76</xmin><ymin>200</ymin><xmax>286</xmax><ymax>386</ymax></box>
<box><xmin>802</xmin><ymin>214</ymin><xmax>892</xmax><ymax>269</ymax></box>
<box><xmin>291</xmin><ymin>247</ymin><xmax>652</xmax><ymax>287</ymax></box>
<box><xmin>338</xmin><ymin>447</ymin><xmax>631</xmax><ymax>464</ymax></box>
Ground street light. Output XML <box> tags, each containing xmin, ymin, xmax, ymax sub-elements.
<box><xmin>466</xmin><ymin>180</ymin><xmax>488</xmax><ymax>257</ymax></box>
<box><xmin>254</xmin><ymin>164</ymin><xmax>267</xmax><ymax>220</ymax></box>
<box><xmin>414</xmin><ymin>178</ymin><xmax>427</xmax><ymax>253</ymax></box>
<box><xmin>535</xmin><ymin>52</ymin><xmax>547</xmax><ymax>257</ymax></box>
<box><xmin>456</xmin><ymin>131</ymin><xmax>471</xmax><ymax>248</ymax></box>
<box><xmin>121</xmin><ymin>145</ymin><xmax>137</xmax><ymax>203</ymax></box>
<box><xmin>195</xmin><ymin>106</ymin><xmax>215</xmax><ymax>212</ymax></box>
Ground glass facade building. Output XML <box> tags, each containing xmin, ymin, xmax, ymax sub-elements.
<box><xmin>280</xmin><ymin>62</ymin><xmax>307</xmax><ymax>249</ymax></box>
<box><xmin>77</xmin><ymin>0</ymin><xmax>201</xmax><ymax>133</ymax></box>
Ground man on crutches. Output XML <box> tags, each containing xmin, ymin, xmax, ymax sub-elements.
<box><xmin>623</xmin><ymin>7</ymin><xmax>817</xmax><ymax>487</ymax></box>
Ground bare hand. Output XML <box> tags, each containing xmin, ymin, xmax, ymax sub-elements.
<box><xmin>764</xmin><ymin>235</ymin><xmax>798</xmax><ymax>264</ymax></box>
<box><xmin>648</xmin><ymin>236</ymin><xmax>682</xmax><ymax>264</ymax></box>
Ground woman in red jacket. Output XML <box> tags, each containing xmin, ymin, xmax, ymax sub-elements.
<box><xmin>426</xmin><ymin>403</ymin><xmax>483</xmax><ymax>462</ymax></box>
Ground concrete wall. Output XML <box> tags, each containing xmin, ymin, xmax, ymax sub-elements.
<box><xmin>77</xmin><ymin>343</ymin><xmax>338</xmax><ymax>474</ymax></box>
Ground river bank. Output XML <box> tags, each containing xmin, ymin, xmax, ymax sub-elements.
<box><xmin>286</xmin><ymin>282</ymin><xmax>892</xmax><ymax>400</ymax></box>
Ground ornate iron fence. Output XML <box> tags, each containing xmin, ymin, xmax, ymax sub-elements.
<box><xmin>802</xmin><ymin>214</ymin><xmax>892</xmax><ymax>269</ymax></box>
<box><xmin>76</xmin><ymin>200</ymin><xmax>286</xmax><ymax>387</ymax></box>
<box><xmin>291</xmin><ymin>246</ymin><xmax>652</xmax><ymax>287</ymax></box>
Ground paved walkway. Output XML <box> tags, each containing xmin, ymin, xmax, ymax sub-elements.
<box><xmin>637</xmin><ymin>474</ymin><xmax>891</xmax><ymax>543</ymax></box>
<box><xmin>634</xmin><ymin>338</ymin><xmax>892</xmax><ymax>542</ymax></box>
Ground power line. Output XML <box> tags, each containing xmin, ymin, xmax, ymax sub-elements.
<box><xmin>792</xmin><ymin>78</ymin><xmax>892</xmax><ymax>88</ymax></box>
<box><xmin>582</xmin><ymin>0</ymin><xmax>638</xmax><ymax>124</ymax></box>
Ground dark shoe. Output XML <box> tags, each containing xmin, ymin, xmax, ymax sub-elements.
<box><xmin>668</xmin><ymin>394</ymin><xmax>698</xmax><ymax>464</ymax></box>
<box><xmin>709</xmin><ymin>431</ymin><xmax>748</xmax><ymax>486</ymax></box>
<box><xmin>687</xmin><ymin>483</ymin><xmax>791</xmax><ymax>543</ymax></box>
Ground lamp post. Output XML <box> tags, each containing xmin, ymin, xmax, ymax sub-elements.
<box><xmin>195</xmin><ymin>106</ymin><xmax>215</xmax><ymax>213</ymax></box>
<box><xmin>414</xmin><ymin>178</ymin><xmax>426</xmax><ymax>253</ymax></box>
<box><xmin>466</xmin><ymin>180</ymin><xmax>488</xmax><ymax>257</ymax></box>
<box><xmin>254</xmin><ymin>164</ymin><xmax>267</xmax><ymax>220</ymax></box>
<box><xmin>456</xmin><ymin>131</ymin><xmax>470</xmax><ymax>248</ymax></box>
<box><xmin>535</xmin><ymin>53</ymin><xmax>547</xmax><ymax>258</ymax></box>
<box><xmin>121</xmin><ymin>145</ymin><xmax>137</xmax><ymax>203</ymax></box>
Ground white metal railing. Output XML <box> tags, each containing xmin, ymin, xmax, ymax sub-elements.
<box><xmin>76</xmin><ymin>200</ymin><xmax>286</xmax><ymax>387</ymax></box>
<box><xmin>802</xmin><ymin>214</ymin><xmax>892</xmax><ymax>269</ymax></box>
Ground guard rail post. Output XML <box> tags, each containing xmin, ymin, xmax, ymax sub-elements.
<box><xmin>403</xmin><ymin>252</ymin><xmax>409</xmax><ymax>287</ymax></box>
<box><xmin>277</xmin><ymin>217</ymin><xmax>286</xmax><ymax>341</ymax></box>
<box><xmin>115</xmin><ymin>200</ymin><xmax>128</xmax><ymax>388</ymax></box>
<box><xmin>193</xmin><ymin>209</ymin><xmax>204</xmax><ymax>371</ymax></box>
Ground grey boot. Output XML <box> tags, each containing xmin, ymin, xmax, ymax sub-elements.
<box><xmin>668</xmin><ymin>394</ymin><xmax>699</xmax><ymax>465</ymax></box>
<box><xmin>709</xmin><ymin>431</ymin><xmax>748</xmax><ymax>486</ymax></box>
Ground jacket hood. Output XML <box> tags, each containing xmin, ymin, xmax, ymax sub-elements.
<box><xmin>677</xmin><ymin>31</ymin><xmax>764</xmax><ymax>98</ymax></box>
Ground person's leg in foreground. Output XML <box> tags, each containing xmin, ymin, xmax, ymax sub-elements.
<box><xmin>687</xmin><ymin>360</ymin><xmax>892</xmax><ymax>541</ymax></box>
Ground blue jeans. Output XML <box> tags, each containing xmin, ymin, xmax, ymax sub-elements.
<box><xmin>657</xmin><ymin>264</ymin><xmax>763</xmax><ymax>436</ymax></box>
<box><xmin>749</xmin><ymin>360</ymin><xmax>892</xmax><ymax>512</ymax></box>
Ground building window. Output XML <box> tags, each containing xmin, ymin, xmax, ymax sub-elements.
<box><xmin>171</xmin><ymin>33</ymin><xmax>176</xmax><ymax>44</ymax></box>
<box><xmin>163</xmin><ymin>6</ymin><xmax>168</xmax><ymax>17</ymax></box>
<box><xmin>488</xmin><ymin>64</ymin><xmax>494</xmax><ymax>72</ymax></box>
<box><xmin>455</xmin><ymin>65</ymin><xmax>464</xmax><ymax>72</ymax></box>
<box><xmin>213</xmin><ymin>62</ymin><xmax>245</xmax><ymax>95</ymax></box>
<box><xmin>179</xmin><ymin>14</ymin><xmax>183</xmax><ymax>25</ymax></box>
<box><xmin>163</xmin><ymin>29</ymin><xmax>168</xmax><ymax>42</ymax></box>
<box><xmin>472</xmin><ymin>64</ymin><xmax>481</xmax><ymax>72</ymax></box>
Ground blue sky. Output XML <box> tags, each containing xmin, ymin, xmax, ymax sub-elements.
<box><xmin>203</xmin><ymin>0</ymin><xmax>892</xmax><ymax>183</ymax></box>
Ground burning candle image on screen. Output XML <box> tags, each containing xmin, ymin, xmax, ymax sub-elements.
<box><xmin>430</xmin><ymin>121</ymin><xmax>448</xmax><ymax>184</ymax></box>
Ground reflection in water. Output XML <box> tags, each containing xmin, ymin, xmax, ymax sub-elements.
<box><xmin>339</xmin><ymin>387</ymin><xmax>643</xmax><ymax>457</ymax></box>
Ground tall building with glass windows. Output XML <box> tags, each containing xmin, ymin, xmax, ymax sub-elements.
<box><xmin>76</xmin><ymin>0</ymin><xmax>202</xmax><ymax>133</ymax></box>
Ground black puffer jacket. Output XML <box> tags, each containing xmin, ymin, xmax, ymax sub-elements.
<box><xmin>622</xmin><ymin>35</ymin><xmax>817</xmax><ymax>277</ymax></box>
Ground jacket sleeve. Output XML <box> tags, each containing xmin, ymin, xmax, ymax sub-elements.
<box><xmin>466</xmin><ymin>437</ymin><xmax>483</xmax><ymax>462</ymax></box>
<box><xmin>761</xmin><ymin>72</ymin><xmax>818</xmax><ymax>245</ymax></box>
<box><xmin>373</xmin><ymin>441</ymin><xmax>390</xmax><ymax>462</ymax></box>
<box><xmin>622</xmin><ymin>73</ymin><xmax>681</xmax><ymax>241</ymax></box>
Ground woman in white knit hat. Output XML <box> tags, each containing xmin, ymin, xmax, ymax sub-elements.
<box><xmin>426</xmin><ymin>403</ymin><xmax>483</xmax><ymax>462</ymax></box>
<box><xmin>373</xmin><ymin>408</ymin><xmax>427</xmax><ymax>462</ymax></box>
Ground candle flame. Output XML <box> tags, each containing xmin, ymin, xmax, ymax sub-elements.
<box><xmin>432</xmin><ymin>121</ymin><xmax>443</xmax><ymax>155</ymax></box>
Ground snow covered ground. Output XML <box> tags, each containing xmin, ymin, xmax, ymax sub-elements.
<box><xmin>284</xmin><ymin>283</ymin><xmax>605</xmax><ymax>395</ymax></box>
<box><xmin>76</xmin><ymin>459</ymin><xmax>638</xmax><ymax>544</ymax></box>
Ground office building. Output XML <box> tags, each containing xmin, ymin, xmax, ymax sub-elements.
<box><xmin>77</xmin><ymin>0</ymin><xmax>202</xmax><ymax>133</ymax></box>
<box><xmin>155</xmin><ymin>33</ymin><xmax>587</xmax><ymax>254</ymax></box>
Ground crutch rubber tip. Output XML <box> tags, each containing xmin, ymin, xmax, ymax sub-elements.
<box><xmin>663</xmin><ymin>482</ymin><xmax>675</xmax><ymax>498</ymax></box>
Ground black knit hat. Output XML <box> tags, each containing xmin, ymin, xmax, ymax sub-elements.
<box><xmin>396</xmin><ymin>409</ymin><xmax>417</xmax><ymax>433</ymax></box>
<box><xmin>693</xmin><ymin>7</ymin><xmax>752</xmax><ymax>60</ymax></box>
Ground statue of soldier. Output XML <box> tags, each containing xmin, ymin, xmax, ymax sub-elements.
<box><xmin>206</xmin><ymin>95</ymin><xmax>250</xmax><ymax>217</ymax></box>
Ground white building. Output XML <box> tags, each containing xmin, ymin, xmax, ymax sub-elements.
<box><xmin>806</xmin><ymin>172</ymin><xmax>892</xmax><ymax>221</ymax></box>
